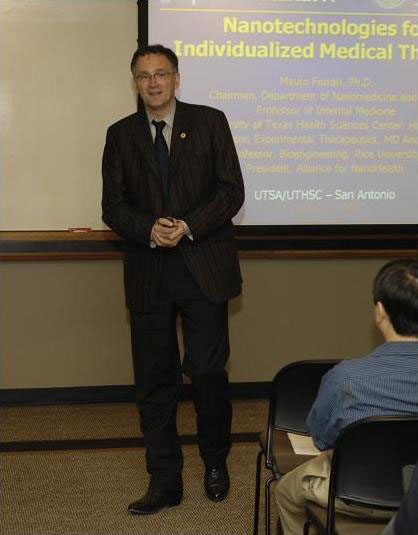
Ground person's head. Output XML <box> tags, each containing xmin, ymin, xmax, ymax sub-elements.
<box><xmin>373</xmin><ymin>258</ymin><xmax>418</xmax><ymax>338</ymax></box>
<box><xmin>130</xmin><ymin>45</ymin><xmax>179</xmax><ymax>118</ymax></box>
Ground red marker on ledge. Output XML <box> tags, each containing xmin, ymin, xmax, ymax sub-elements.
<box><xmin>68</xmin><ymin>227</ymin><xmax>92</xmax><ymax>233</ymax></box>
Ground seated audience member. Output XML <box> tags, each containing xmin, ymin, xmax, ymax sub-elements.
<box><xmin>275</xmin><ymin>258</ymin><xmax>418</xmax><ymax>535</ymax></box>
<box><xmin>382</xmin><ymin>461</ymin><xmax>418</xmax><ymax>535</ymax></box>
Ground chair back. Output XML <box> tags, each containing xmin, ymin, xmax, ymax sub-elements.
<box><xmin>270</xmin><ymin>360</ymin><xmax>339</xmax><ymax>433</ymax></box>
<box><xmin>265</xmin><ymin>360</ymin><xmax>339</xmax><ymax>466</ymax></box>
<box><xmin>327</xmin><ymin>415</ymin><xmax>418</xmax><ymax>531</ymax></box>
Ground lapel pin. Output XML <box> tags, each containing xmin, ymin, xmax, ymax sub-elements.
<box><xmin>180</xmin><ymin>132</ymin><xmax>186</xmax><ymax>139</ymax></box>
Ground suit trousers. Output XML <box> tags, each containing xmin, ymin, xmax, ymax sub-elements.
<box><xmin>129</xmin><ymin>248</ymin><xmax>232</xmax><ymax>490</ymax></box>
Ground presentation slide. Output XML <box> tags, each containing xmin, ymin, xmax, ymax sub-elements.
<box><xmin>148</xmin><ymin>0</ymin><xmax>418</xmax><ymax>226</ymax></box>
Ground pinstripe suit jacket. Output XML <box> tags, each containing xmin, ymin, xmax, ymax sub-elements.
<box><xmin>102</xmin><ymin>100</ymin><xmax>244</xmax><ymax>312</ymax></box>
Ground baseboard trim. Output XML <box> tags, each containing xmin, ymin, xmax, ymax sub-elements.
<box><xmin>0</xmin><ymin>382</ymin><xmax>270</xmax><ymax>406</ymax></box>
<box><xmin>0</xmin><ymin>432</ymin><xmax>259</xmax><ymax>453</ymax></box>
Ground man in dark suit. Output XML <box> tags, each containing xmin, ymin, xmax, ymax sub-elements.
<box><xmin>102</xmin><ymin>44</ymin><xmax>244</xmax><ymax>515</ymax></box>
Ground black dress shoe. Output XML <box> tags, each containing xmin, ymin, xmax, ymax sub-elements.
<box><xmin>128</xmin><ymin>487</ymin><xmax>182</xmax><ymax>515</ymax></box>
<box><xmin>204</xmin><ymin>465</ymin><xmax>230</xmax><ymax>501</ymax></box>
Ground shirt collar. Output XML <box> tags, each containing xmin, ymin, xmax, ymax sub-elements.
<box><xmin>146</xmin><ymin>101</ymin><xmax>176</xmax><ymax>130</ymax></box>
<box><xmin>371</xmin><ymin>341</ymin><xmax>418</xmax><ymax>357</ymax></box>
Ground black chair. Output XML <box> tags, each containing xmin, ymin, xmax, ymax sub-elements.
<box><xmin>253</xmin><ymin>359</ymin><xmax>340</xmax><ymax>535</ymax></box>
<box><xmin>304</xmin><ymin>415</ymin><xmax>418</xmax><ymax>535</ymax></box>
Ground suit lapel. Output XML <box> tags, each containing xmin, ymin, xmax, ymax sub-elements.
<box><xmin>170</xmin><ymin>101</ymin><xmax>193</xmax><ymax>179</ymax></box>
<box><xmin>132</xmin><ymin>110</ymin><xmax>160</xmax><ymax>180</ymax></box>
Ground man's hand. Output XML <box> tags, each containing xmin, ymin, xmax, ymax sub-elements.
<box><xmin>151</xmin><ymin>217</ymin><xmax>186</xmax><ymax>247</ymax></box>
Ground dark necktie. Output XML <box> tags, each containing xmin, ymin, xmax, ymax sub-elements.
<box><xmin>152</xmin><ymin>120</ymin><xmax>169</xmax><ymax>199</ymax></box>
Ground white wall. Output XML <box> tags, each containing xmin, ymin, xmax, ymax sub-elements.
<box><xmin>1</xmin><ymin>0</ymin><xmax>137</xmax><ymax>230</ymax></box>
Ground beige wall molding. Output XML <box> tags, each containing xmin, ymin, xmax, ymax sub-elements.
<box><xmin>0</xmin><ymin>230</ymin><xmax>416</xmax><ymax>261</ymax></box>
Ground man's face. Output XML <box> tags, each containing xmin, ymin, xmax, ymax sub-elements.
<box><xmin>133</xmin><ymin>53</ymin><xmax>179</xmax><ymax>117</ymax></box>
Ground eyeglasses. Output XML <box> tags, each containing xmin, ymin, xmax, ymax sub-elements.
<box><xmin>135</xmin><ymin>71</ymin><xmax>176</xmax><ymax>83</ymax></box>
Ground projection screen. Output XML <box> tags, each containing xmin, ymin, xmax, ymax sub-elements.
<box><xmin>147</xmin><ymin>0</ymin><xmax>418</xmax><ymax>227</ymax></box>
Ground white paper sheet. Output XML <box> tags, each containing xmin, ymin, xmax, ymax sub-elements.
<box><xmin>287</xmin><ymin>433</ymin><xmax>321</xmax><ymax>456</ymax></box>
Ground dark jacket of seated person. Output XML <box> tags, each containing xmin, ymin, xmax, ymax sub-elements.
<box><xmin>382</xmin><ymin>461</ymin><xmax>418</xmax><ymax>535</ymax></box>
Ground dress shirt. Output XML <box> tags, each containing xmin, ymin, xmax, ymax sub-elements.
<box><xmin>307</xmin><ymin>341</ymin><xmax>418</xmax><ymax>450</ymax></box>
<box><xmin>147</xmin><ymin>104</ymin><xmax>175</xmax><ymax>151</ymax></box>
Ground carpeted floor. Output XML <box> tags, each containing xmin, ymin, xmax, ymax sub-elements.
<box><xmin>0</xmin><ymin>400</ymin><xmax>275</xmax><ymax>535</ymax></box>
<box><xmin>2</xmin><ymin>443</ymin><xmax>270</xmax><ymax>535</ymax></box>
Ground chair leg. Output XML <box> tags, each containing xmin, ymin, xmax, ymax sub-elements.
<box><xmin>265</xmin><ymin>476</ymin><xmax>275</xmax><ymax>535</ymax></box>
<box><xmin>253</xmin><ymin>449</ymin><xmax>263</xmax><ymax>535</ymax></box>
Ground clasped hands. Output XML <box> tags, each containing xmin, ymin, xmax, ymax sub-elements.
<box><xmin>151</xmin><ymin>217</ymin><xmax>187</xmax><ymax>248</ymax></box>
